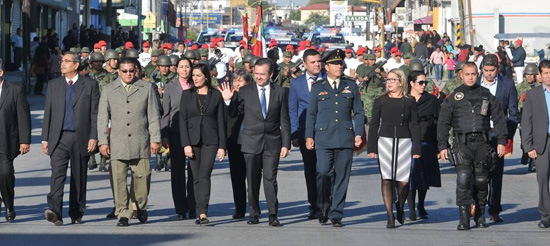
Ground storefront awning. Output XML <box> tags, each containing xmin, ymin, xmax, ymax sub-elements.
<box><xmin>36</xmin><ymin>0</ymin><xmax>68</xmax><ymax>10</ymax></box>
<box><xmin>414</xmin><ymin>16</ymin><xmax>433</xmax><ymax>25</ymax></box>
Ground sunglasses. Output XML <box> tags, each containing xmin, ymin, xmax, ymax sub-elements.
<box><xmin>120</xmin><ymin>69</ymin><xmax>135</xmax><ymax>74</ymax></box>
<box><xmin>416</xmin><ymin>80</ymin><xmax>428</xmax><ymax>86</ymax></box>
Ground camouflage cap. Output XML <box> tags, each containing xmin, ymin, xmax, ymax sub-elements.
<box><xmin>199</xmin><ymin>48</ymin><xmax>209</xmax><ymax>57</ymax></box>
<box><xmin>283</xmin><ymin>51</ymin><xmax>293</xmax><ymax>58</ymax></box>
<box><xmin>364</xmin><ymin>53</ymin><xmax>376</xmax><ymax>60</ymax></box>
<box><xmin>115</xmin><ymin>46</ymin><xmax>124</xmax><ymax>54</ymax></box>
<box><xmin>81</xmin><ymin>47</ymin><xmax>90</xmax><ymax>53</ymax></box>
<box><xmin>151</xmin><ymin>49</ymin><xmax>164</xmax><ymax>57</ymax></box>
<box><xmin>455</xmin><ymin>61</ymin><xmax>465</xmax><ymax>71</ymax></box>
<box><xmin>404</xmin><ymin>53</ymin><xmax>415</xmax><ymax>59</ymax></box>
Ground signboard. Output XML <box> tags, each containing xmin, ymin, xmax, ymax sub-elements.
<box><xmin>143</xmin><ymin>12</ymin><xmax>156</xmax><ymax>29</ymax></box>
<box><xmin>345</xmin><ymin>15</ymin><xmax>368</xmax><ymax>22</ymax></box>
<box><xmin>183</xmin><ymin>13</ymin><xmax>222</xmax><ymax>25</ymax></box>
<box><xmin>330</xmin><ymin>0</ymin><xmax>348</xmax><ymax>26</ymax></box>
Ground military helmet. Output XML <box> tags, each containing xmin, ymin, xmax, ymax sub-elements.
<box><xmin>81</xmin><ymin>47</ymin><xmax>90</xmax><ymax>53</ymax></box>
<box><xmin>169</xmin><ymin>55</ymin><xmax>180</xmax><ymax>66</ymax></box>
<box><xmin>409</xmin><ymin>59</ymin><xmax>424</xmax><ymax>72</ymax></box>
<box><xmin>184</xmin><ymin>50</ymin><xmax>198</xmax><ymax>60</ymax></box>
<box><xmin>157</xmin><ymin>55</ymin><xmax>172</xmax><ymax>66</ymax></box>
<box><xmin>126</xmin><ymin>48</ymin><xmax>139</xmax><ymax>59</ymax></box>
<box><xmin>199</xmin><ymin>49</ymin><xmax>209</xmax><ymax>57</ymax></box>
<box><xmin>455</xmin><ymin>61</ymin><xmax>465</xmax><ymax>71</ymax></box>
<box><xmin>151</xmin><ymin>49</ymin><xmax>164</xmax><ymax>57</ymax></box>
<box><xmin>193</xmin><ymin>50</ymin><xmax>201</xmax><ymax>60</ymax></box>
<box><xmin>243</xmin><ymin>54</ymin><xmax>254</xmax><ymax>63</ymax></box>
<box><xmin>524</xmin><ymin>63</ymin><xmax>538</xmax><ymax>75</ymax></box>
<box><xmin>104</xmin><ymin>49</ymin><xmax>119</xmax><ymax>61</ymax></box>
<box><xmin>89</xmin><ymin>52</ymin><xmax>105</xmax><ymax>62</ymax></box>
<box><xmin>249</xmin><ymin>56</ymin><xmax>260</xmax><ymax>67</ymax></box>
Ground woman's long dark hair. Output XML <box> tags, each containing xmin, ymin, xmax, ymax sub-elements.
<box><xmin>407</xmin><ymin>71</ymin><xmax>426</xmax><ymax>94</ymax></box>
<box><xmin>192</xmin><ymin>63</ymin><xmax>213</xmax><ymax>90</ymax></box>
<box><xmin>177</xmin><ymin>57</ymin><xmax>193</xmax><ymax>81</ymax></box>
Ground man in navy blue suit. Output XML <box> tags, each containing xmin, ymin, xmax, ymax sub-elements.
<box><xmin>474</xmin><ymin>54</ymin><xmax>519</xmax><ymax>223</ymax></box>
<box><xmin>289</xmin><ymin>49</ymin><xmax>324</xmax><ymax>219</ymax></box>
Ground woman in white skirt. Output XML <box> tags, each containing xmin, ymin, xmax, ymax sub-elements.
<box><xmin>367</xmin><ymin>68</ymin><xmax>422</xmax><ymax>228</ymax></box>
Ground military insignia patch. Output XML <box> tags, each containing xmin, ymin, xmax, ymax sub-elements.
<box><xmin>454</xmin><ymin>92</ymin><xmax>464</xmax><ymax>101</ymax></box>
<box><xmin>319</xmin><ymin>91</ymin><xmax>328</xmax><ymax>96</ymax></box>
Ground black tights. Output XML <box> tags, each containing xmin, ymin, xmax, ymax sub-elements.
<box><xmin>381</xmin><ymin>180</ymin><xmax>409</xmax><ymax>222</ymax></box>
<box><xmin>407</xmin><ymin>189</ymin><xmax>428</xmax><ymax>216</ymax></box>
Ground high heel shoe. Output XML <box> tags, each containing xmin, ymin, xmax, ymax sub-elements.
<box><xmin>386</xmin><ymin>219</ymin><xmax>396</xmax><ymax>228</ymax></box>
<box><xmin>195</xmin><ymin>216</ymin><xmax>209</xmax><ymax>225</ymax></box>
<box><xmin>396</xmin><ymin>202</ymin><xmax>405</xmax><ymax>225</ymax></box>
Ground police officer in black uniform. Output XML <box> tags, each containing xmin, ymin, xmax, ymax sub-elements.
<box><xmin>305</xmin><ymin>49</ymin><xmax>365</xmax><ymax>227</ymax></box>
<box><xmin>437</xmin><ymin>62</ymin><xmax>508</xmax><ymax>230</ymax></box>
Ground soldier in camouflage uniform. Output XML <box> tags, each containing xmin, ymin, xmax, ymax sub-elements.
<box><xmin>517</xmin><ymin>63</ymin><xmax>539</xmax><ymax>172</ymax></box>
<box><xmin>151</xmin><ymin>55</ymin><xmax>176</xmax><ymax>171</ymax></box>
<box><xmin>235</xmin><ymin>50</ymin><xmax>251</xmax><ymax>71</ymax></box>
<box><xmin>442</xmin><ymin>61</ymin><xmax>465</xmax><ymax>96</ymax></box>
<box><xmin>356</xmin><ymin>54</ymin><xmax>385</xmax><ymax>120</ymax></box>
<box><xmin>169</xmin><ymin>55</ymin><xmax>179</xmax><ymax>74</ymax></box>
<box><xmin>104</xmin><ymin>49</ymin><xmax>119</xmax><ymax>81</ymax></box>
<box><xmin>399</xmin><ymin>53</ymin><xmax>414</xmax><ymax>78</ymax></box>
<box><xmin>145</xmin><ymin>49</ymin><xmax>163</xmax><ymax>78</ymax></box>
<box><xmin>277</xmin><ymin>51</ymin><xmax>296</xmax><ymax>88</ymax></box>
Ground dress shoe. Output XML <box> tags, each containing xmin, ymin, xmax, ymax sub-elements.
<box><xmin>529</xmin><ymin>161</ymin><xmax>536</xmax><ymax>172</ymax></box>
<box><xmin>408</xmin><ymin>211</ymin><xmax>417</xmax><ymax>221</ymax></box>
<box><xmin>131</xmin><ymin>210</ymin><xmax>138</xmax><ymax>219</ymax></box>
<box><xmin>318</xmin><ymin>210</ymin><xmax>329</xmax><ymax>225</ymax></box>
<box><xmin>268</xmin><ymin>215</ymin><xmax>280</xmax><ymax>227</ymax></box>
<box><xmin>177</xmin><ymin>213</ymin><xmax>186</xmax><ymax>220</ymax></box>
<box><xmin>117</xmin><ymin>217</ymin><xmax>129</xmax><ymax>227</ymax></box>
<box><xmin>307</xmin><ymin>210</ymin><xmax>319</xmax><ymax>220</ymax></box>
<box><xmin>137</xmin><ymin>210</ymin><xmax>148</xmax><ymax>223</ymax></box>
<box><xmin>247</xmin><ymin>216</ymin><xmax>259</xmax><ymax>225</ymax></box>
<box><xmin>232</xmin><ymin>210</ymin><xmax>245</xmax><ymax>219</ymax></box>
<box><xmin>195</xmin><ymin>216</ymin><xmax>209</xmax><ymax>225</ymax></box>
<box><xmin>71</xmin><ymin>217</ymin><xmax>83</xmax><ymax>224</ymax></box>
<box><xmin>331</xmin><ymin>218</ymin><xmax>343</xmax><ymax>227</ymax></box>
<box><xmin>45</xmin><ymin>209</ymin><xmax>63</xmax><ymax>226</ymax></box>
<box><xmin>489</xmin><ymin>214</ymin><xmax>503</xmax><ymax>223</ymax></box>
<box><xmin>538</xmin><ymin>220</ymin><xmax>550</xmax><ymax>228</ymax></box>
<box><xmin>88</xmin><ymin>162</ymin><xmax>97</xmax><ymax>170</ymax></box>
<box><xmin>188</xmin><ymin>210</ymin><xmax>197</xmax><ymax>219</ymax></box>
<box><xmin>106</xmin><ymin>207</ymin><xmax>117</xmax><ymax>219</ymax></box>
<box><xmin>386</xmin><ymin>219</ymin><xmax>396</xmax><ymax>228</ymax></box>
<box><xmin>418</xmin><ymin>207</ymin><xmax>429</xmax><ymax>219</ymax></box>
<box><xmin>5</xmin><ymin>209</ymin><xmax>16</xmax><ymax>222</ymax></box>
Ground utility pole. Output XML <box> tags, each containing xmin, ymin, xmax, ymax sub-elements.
<box><xmin>137</xmin><ymin>0</ymin><xmax>142</xmax><ymax>48</ymax></box>
<box><xmin>467</xmin><ymin>0</ymin><xmax>474</xmax><ymax>46</ymax></box>
<box><xmin>106</xmin><ymin>0</ymin><xmax>112</xmax><ymax>47</ymax></box>
<box><xmin>22</xmin><ymin>0</ymin><xmax>31</xmax><ymax>92</ymax></box>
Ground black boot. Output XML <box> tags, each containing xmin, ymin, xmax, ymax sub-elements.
<box><xmin>88</xmin><ymin>155</ymin><xmax>98</xmax><ymax>170</ymax></box>
<box><xmin>457</xmin><ymin>206</ymin><xmax>470</xmax><ymax>230</ymax></box>
<box><xmin>475</xmin><ymin>206</ymin><xmax>486</xmax><ymax>228</ymax></box>
<box><xmin>99</xmin><ymin>156</ymin><xmax>108</xmax><ymax>172</ymax></box>
<box><xmin>529</xmin><ymin>159</ymin><xmax>536</xmax><ymax>172</ymax></box>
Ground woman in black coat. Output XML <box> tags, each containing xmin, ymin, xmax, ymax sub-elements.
<box><xmin>406</xmin><ymin>71</ymin><xmax>442</xmax><ymax>221</ymax></box>
<box><xmin>180</xmin><ymin>63</ymin><xmax>226</xmax><ymax>225</ymax></box>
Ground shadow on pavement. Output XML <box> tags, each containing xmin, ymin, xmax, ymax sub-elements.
<box><xmin>0</xmin><ymin>233</ymin><xmax>195</xmax><ymax>246</ymax></box>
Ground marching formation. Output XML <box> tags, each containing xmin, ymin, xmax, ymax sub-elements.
<box><xmin>2</xmin><ymin>33</ymin><xmax>550</xmax><ymax>232</ymax></box>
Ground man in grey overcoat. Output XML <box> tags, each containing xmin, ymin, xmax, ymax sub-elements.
<box><xmin>98</xmin><ymin>58</ymin><xmax>161</xmax><ymax>227</ymax></box>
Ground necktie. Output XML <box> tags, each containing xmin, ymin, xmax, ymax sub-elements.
<box><xmin>125</xmin><ymin>84</ymin><xmax>131</xmax><ymax>93</ymax></box>
<box><xmin>309</xmin><ymin>76</ymin><xmax>317</xmax><ymax>85</ymax></box>
<box><xmin>333</xmin><ymin>81</ymin><xmax>337</xmax><ymax>91</ymax></box>
<box><xmin>260</xmin><ymin>88</ymin><xmax>267</xmax><ymax>119</ymax></box>
<box><xmin>68</xmin><ymin>80</ymin><xmax>73</xmax><ymax>86</ymax></box>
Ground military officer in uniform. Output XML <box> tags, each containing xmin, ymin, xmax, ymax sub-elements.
<box><xmin>104</xmin><ymin>49</ymin><xmax>119</xmax><ymax>81</ymax></box>
<box><xmin>357</xmin><ymin>54</ymin><xmax>385</xmax><ymax>120</ymax></box>
<box><xmin>517</xmin><ymin>63</ymin><xmax>539</xmax><ymax>172</ymax></box>
<box><xmin>437</xmin><ymin>62</ymin><xmax>508</xmax><ymax>230</ymax></box>
<box><xmin>442</xmin><ymin>62</ymin><xmax>465</xmax><ymax>96</ymax></box>
<box><xmin>277</xmin><ymin>51</ymin><xmax>296</xmax><ymax>88</ymax></box>
<box><xmin>144</xmin><ymin>49</ymin><xmax>164</xmax><ymax>79</ymax></box>
<box><xmin>305</xmin><ymin>49</ymin><xmax>365</xmax><ymax>227</ymax></box>
<box><xmin>150</xmin><ymin>55</ymin><xmax>175</xmax><ymax>171</ymax></box>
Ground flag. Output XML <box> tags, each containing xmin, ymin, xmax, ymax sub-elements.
<box><xmin>242</xmin><ymin>13</ymin><xmax>249</xmax><ymax>48</ymax></box>
<box><xmin>251</xmin><ymin>4</ymin><xmax>267</xmax><ymax>58</ymax></box>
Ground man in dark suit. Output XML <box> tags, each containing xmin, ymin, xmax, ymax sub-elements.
<box><xmin>42</xmin><ymin>51</ymin><xmax>100</xmax><ymax>225</ymax></box>
<box><xmin>305</xmin><ymin>49</ymin><xmax>365</xmax><ymax>227</ymax></box>
<box><xmin>475</xmin><ymin>54</ymin><xmax>519</xmax><ymax>222</ymax></box>
<box><xmin>289</xmin><ymin>49</ymin><xmax>324</xmax><ymax>219</ymax></box>
<box><xmin>521</xmin><ymin>60</ymin><xmax>550</xmax><ymax>228</ymax></box>
<box><xmin>224</xmin><ymin>58</ymin><xmax>291</xmax><ymax>226</ymax></box>
<box><xmin>0</xmin><ymin>59</ymin><xmax>31</xmax><ymax>222</ymax></box>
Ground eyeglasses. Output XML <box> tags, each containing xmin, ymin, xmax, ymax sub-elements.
<box><xmin>416</xmin><ymin>80</ymin><xmax>428</xmax><ymax>86</ymax></box>
<box><xmin>386</xmin><ymin>78</ymin><xmax>400</xmax><ymax>84</ymax></box>
<box><xmin>120</xmin><ymin>69</ymin><xmax>135</xmax><ymax>74</ymax></box>
<box><xmin>59</xmin><ymin>60</ymin><xmax>76</xmax><ymax>64</ymax></box>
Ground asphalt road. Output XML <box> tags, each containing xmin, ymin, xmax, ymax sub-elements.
<box><xmin>0</xmin><ymin>77</ymin><xmax>546</xmax><ymax>246</ymax></box>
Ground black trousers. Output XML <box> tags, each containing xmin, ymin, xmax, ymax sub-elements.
<box><xmin>169</xmin><ymin>133</ymin><xmax>196</xmax><ymax>215</ymax></box>
<box><xmin>244</xmin><ymin>150</ymin><xmax>279</xmax><ymax>217</ymax></box>
<box><xmin>472</xmin><ymin>138</ymin><xmax>504</xmax><ymax>214</ymax></box>
<box><xmin>299</xmin><ymin>137</ymin><xmax>318</xmax><ymax>212</ymax></box>
<box><xmin>13</xmin><ymin>47</ymin><xmax>22</xmax><ymax>68</ymax></box>
<box><xmin>47</xmin><ymin>131</ymin><xmax>89</xmax><ymax>220</ymax></box>
<box><xmin>455</xmin><ymin>140</ymin><xmax>489</xmax><ymax>206</ymax></box>
<box><xmin>227</xmin><ymin>142</ymin><xmax>247</xmax><ymax>213</ymax></box>
<box><xmin>189</xmin><ymin>144</ymin><xmax>217</xmax><ymax>215</ymax></box>
<box><xmin>316</xmin><ymin>148</ymin><xmax>353</xmax><ymax>219</ymax></box>
<box><xmin>537</xmin><ymin>136</ymin><xmax>550</xmax><ymax>221</ymax></box>
<box><xmin>0</xmin><ymin>155</ymin><xmax>15</xmax><ymax>210</ymax></box>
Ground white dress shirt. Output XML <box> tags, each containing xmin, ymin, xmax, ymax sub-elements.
<box><xmin>66</xmin><ymin>74</ymin><xmax>79</xmax><ymax>84</ymax></box>
<box><xmin>306</xmin><ymin>72</ymin><xmax>321</xmax><ymax>92</ymax></box>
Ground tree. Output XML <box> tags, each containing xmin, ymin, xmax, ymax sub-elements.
<box><xmin>289</xmin><ymin>10</ymin><xmax>301</xmax><ymax>21</ymax></box>
<box><xmin>305</xmin><ymin>12</ymin><xmax>330</xmax><ymax>26</ymax></box>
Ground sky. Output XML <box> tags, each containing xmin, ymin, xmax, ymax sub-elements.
<box><xmin>275</xmin><ymin>0</ymin><xmax>310</xmax><ymax>7</ymax></box>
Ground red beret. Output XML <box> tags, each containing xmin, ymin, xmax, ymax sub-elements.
<box><xmin>516</xmin><ymin>39</ymin><xmax>523</xmax><ymax>46</ymax></box>
<box><xmin>98</xmin><ymin>40</ymin><xmax>107</xmax><ymax>46</ymax></box>
<box><xmin>191</xmin><ymin>44</ymin><xmax>199</xmax><ymax>50</ymax></box>
<box><xmin>374</xmin><ymin>47</ymin><xmax>382</xmax><ymax>52</ymax></box>
<box><xmin>394</xmin><ymin>51</ymin><xmax>402</xmax><ymax>56</ymax></box>
<box><xmin>93</xmin><ymin>43</ymin><xmax>101</xmax><ymax>49</ymax></box>
<box><xmin>210</xmin><ymin>42</ymin><xmax>217</xmax><ymax>48</ymax></box>
<box><xmin>356</xmin><ymin>49</ymin><xmax>365</xmax><ymax>56</ymax></box>
<box><xmin>125</xmin><ymin>41</ymin><xmax>134</xmax><ymax>50</ymax></box>
<box><xmin>201</xmin><ymin>44</ymin><xmax>209</xmax><ymax>49</ymax></box>
<box><xmin>345</xmin><ymin>48</ymin><xmax>352</xmax><ymax>54</ymax></box>
<box><xmin>142</xmin><ymin>41</ymin><xmax>150</xmax><ymax>48</ymax></box>
<box><xmin>391</xmin><ymin>47</ymin><xmax>399</xmax><ymax>53</ymax></box>
<box><xmin>286</xmin><ymin>44</ymin><xmax>294</xmax><ymax>51</ymax></box>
